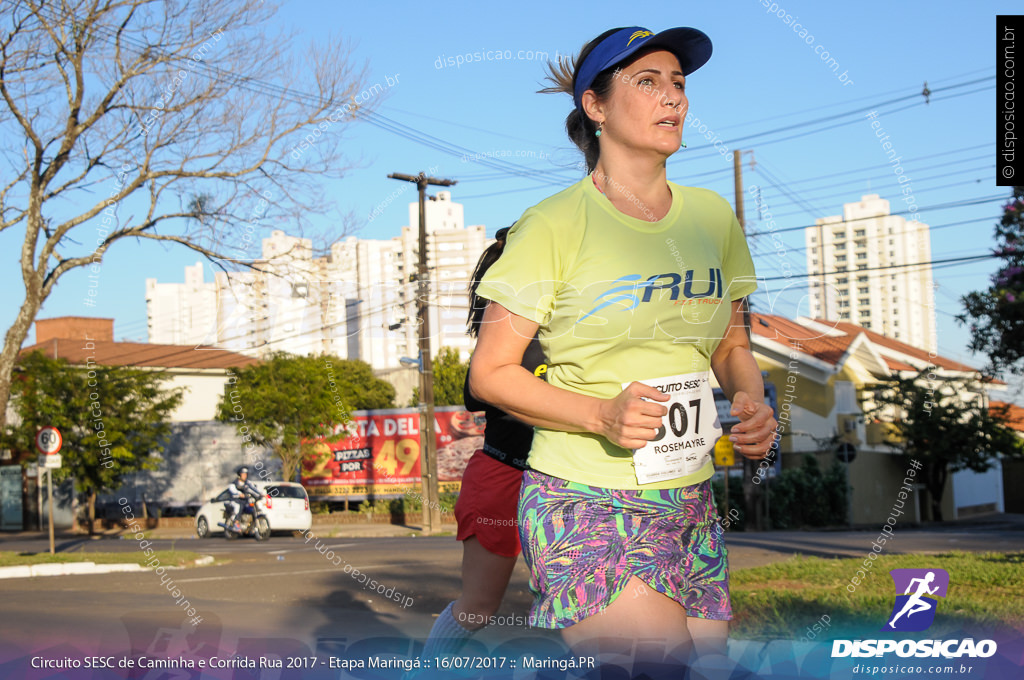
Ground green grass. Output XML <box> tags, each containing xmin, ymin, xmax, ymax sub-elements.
<box><xmin>0</xmin><ymin>550</ymin><xmax>203</xmax><ymax>568</ymax></box>
<box><xmin>730</xmin><ymin>551</ymin><xmax>1024</xmax><ymax>640</ymax></box>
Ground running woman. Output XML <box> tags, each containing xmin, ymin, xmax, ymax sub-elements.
<box><xmin>469</xmin><ymin>26</ymin><xmax>777</xmax><ymax>673</ymax></box>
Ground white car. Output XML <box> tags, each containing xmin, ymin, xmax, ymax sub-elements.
<box><xmin>194</xmin><ymin>481</ymin><xmax>312</xmax><ymax>538</ymax></box>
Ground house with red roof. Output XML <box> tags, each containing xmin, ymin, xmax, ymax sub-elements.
<box><xmin>9</xmin><ymin>317</ymin><xmax>273</xmax><ymax>529</ymax></box>
<box><xmin>20</xmin><ymin>316</ymin><xmax>258</xmax><ymax>422</ymax></box>
<box><xmin>737</xmin><ymin>313</ymin><xmax>1009</xmax><ymax>525</ymax></box>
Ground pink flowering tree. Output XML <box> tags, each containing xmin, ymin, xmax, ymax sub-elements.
<box><xmin>960</xmin><ymin>187</ymin><xmax>1024</xmax><ymax>375</ymax></box>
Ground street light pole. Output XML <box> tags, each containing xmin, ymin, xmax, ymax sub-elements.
<box><xmin>387</xmin><ymin>171</ymin><xmax>456</xmax><ymax>534</ymax></box>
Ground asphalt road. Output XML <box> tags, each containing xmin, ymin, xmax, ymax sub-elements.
<box><xmin>1</xmin><ymin>520</ymin><xmax>1022</xmax><ymax>678</ymax></box>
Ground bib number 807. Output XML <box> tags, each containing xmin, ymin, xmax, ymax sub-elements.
<box><xmin>649</xmin><ymin>399</ymin><xmax>701</xmax><ymax>442</ymax></box>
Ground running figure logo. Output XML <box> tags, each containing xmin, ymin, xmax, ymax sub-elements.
<box><xmin>882</xmin><ymin>568</ymin><xmax>950</xmax><ymax>632</ymax></box>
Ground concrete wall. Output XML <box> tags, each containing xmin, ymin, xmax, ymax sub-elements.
<box><xmin>103</xmin><ymin>421</ymin><xmax>278</xmax><ymax>510</ymax></box>
<box><xmin>167</xmin><ymin>372</ymin><xmax>233</xmax><ymax>422</ymax></box>
<box><xmin>952</xmin><ymin>460</ymin><xmax>1004</xmax><ymax>516</ymax></box>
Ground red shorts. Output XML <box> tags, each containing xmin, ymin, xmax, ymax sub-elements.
<box><xmin>454</xmin><ymin>450</ymin><xmax>525</xmax><ymax>558</ymax></box>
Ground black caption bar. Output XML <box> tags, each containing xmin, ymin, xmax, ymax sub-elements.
<box><xmin>998</xmin><ymin>16</ymin><xmax>1024</xmax><ymax>186</ymax></box>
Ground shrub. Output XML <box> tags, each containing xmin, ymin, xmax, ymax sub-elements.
<box><xmin>766</xmin><ymin>454</ymin><xmax>848</xmax><ymax>529</ymax></box>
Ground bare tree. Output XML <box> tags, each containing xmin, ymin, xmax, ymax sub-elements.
<box><xmin>0</xmin><ymin>0</ymin><xmax>374</xmax><ymax>429</ymax></box>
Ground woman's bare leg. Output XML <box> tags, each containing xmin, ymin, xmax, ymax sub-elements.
<box><xmin>450</xmin><ymin>536</ymin><xmax>518</xmax><ymax>630</ymax></box>
<box><xmin>559</xmin><ymin>576</ymin><xmax>730</xmax><ymax>675</ymax></box>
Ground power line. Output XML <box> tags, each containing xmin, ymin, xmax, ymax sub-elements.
<box><xmin>758</xmin><ymin>253</ymin><xmax>997</xmax><ymax>282</ymax></box>
<box><xmin>746</xmin><ymin>194</ymin><xmax>1007</xmax><ymax>237</ymax></box>
<box><xmin>754</xmin><ymin>169</ymin><xmax>995</xmax><ymax>222</ymax></box>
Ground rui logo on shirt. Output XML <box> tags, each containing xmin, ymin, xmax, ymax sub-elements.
<box><xmin>577</xmin><ymin>269</ymin><xmax>724</xmax><ymax>323</ymax></box>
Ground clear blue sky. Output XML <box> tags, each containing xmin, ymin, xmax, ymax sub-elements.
<box><xmin>3</xmin><ymin>0</ymin><xmax>1015</xmax><ymax>392</ymax></box>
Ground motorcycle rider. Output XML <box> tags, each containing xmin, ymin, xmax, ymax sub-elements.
<box><xmin>224</xmin><ymin>465</ymin><xmax>261</xmax><ymax>530</ymax></box>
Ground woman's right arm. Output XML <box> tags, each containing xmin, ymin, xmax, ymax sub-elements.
<box><xmin>469</xmin><ymin>301</ymin><xmax>669</xmax><ymax>450</ymax></box>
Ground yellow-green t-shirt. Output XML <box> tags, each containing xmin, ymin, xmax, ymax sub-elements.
<box><xmin>475</xmin><ymin>177</ymin><xmax>757</xmax><ymax>489</ymax></box>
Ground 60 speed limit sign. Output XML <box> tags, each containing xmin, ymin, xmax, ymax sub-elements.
<box><xmin>35</xmin><ymin>426</ymin><xmax>62</xmax><ymax>455</ymax></box>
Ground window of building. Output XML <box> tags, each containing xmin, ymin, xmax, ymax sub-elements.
<box><xmin>858</xmin><ymin>286</ymin><xmax>869</xmax><ymax>294</ymax></box>
<box><xmin>855</xmin><ymin>229</ymin><xmax>866</xmax><ymax>237</ymax></box>
<box><xmin>836</xmin><ymin>254</ymin><xmax>847</xmax><ymax>262</ymax></box>
<box><xmin>839</xmin><ymin>312</ymin><xmax>850</xmax><ymax>319</ymax></box>
<box><xmin>838</xmin><ymin>300</ymin><xmax>849</xmax><ymax>308</ymax></box>
<box><xmin>862</xmin><ymin>309</ymin><xmax>871</xmax><ymax>316</ymax></box>
<box><xmin>859</xmin><ymin>298</ymin><xmax>869</xmax><ymax>306</ymax></box>
<box><xmin>833</xmin><ymin>230</ymin><xmax>846</xmax><ymax>239</ymax></box>
<box><xmin>835</xmin><ymin>242</ymin><xmax>846</xmax><ymax>250</ymax></box>
<box><xmin>837</xmin><ymin>277</ymin><xmax>848</xmax><ymax>285</ymax></box>
<box><xmin>835</xmin><ymin>381</ymin><xmax>858</xmax><ymax>414</ymax></box>
<box><xmin>858</xmin><ymin>275</ymin><xmax>869</xmax><ymax>283</ymax></box>
<box><xmin>857</xmin><ymin>252</ymin><xmax>867</xmax><ymax>260</ymax></box>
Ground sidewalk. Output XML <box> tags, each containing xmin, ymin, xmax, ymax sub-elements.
<box><xmin>0</xmin><ymin>521</ymin><xmax>460</xmax><ymax>543</ymax></box>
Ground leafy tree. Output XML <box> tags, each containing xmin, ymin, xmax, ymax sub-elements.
<box><xmin>409</xmin><ymin>347</ymin><xmax>468</xmax><ymax>407</ymax></box>
<box><xmin>217</xmin><ymin>353</ymin><xmax>395</xmax><ymax>482</ymax></box>
<box><xmin>0</xmin><ymin>0</ymin><xmax>374</xmax><ymax>431</ymax></box>
<box><xmin>960</xmin><ymin>186</ymin><xmax>1024</xmax><ymax>374</ymax></box>
<box><xmin>864</xmin><ymin>368</ymin><xmax>1024</xmax><ymax>521</ymax></box>
<box><xmin>5</xmin><ymin>351</ymin><xmax>183</xmax><ymax>533</ymax></box>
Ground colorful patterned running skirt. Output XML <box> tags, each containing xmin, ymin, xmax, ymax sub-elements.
<box><xmin>518</xmin><ymin>469</ymin><xmax>731</xmax><ymax>629</ymax></box>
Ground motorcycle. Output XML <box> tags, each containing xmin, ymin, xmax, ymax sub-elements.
<box><xmin>218</xmin><ymin>493</ymin><xmax>270</xmax><ymax>541</ymax></box>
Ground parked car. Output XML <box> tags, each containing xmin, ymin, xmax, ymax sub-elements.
<box><xmin>194</xmin><ymin>481</ymin><xmax>312</xmax><ymax>538</ymax></box>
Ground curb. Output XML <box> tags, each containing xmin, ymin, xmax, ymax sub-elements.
<box><xmin>0</xmin><ymin>561</ymin><xmax>146</xmax><ymax>580</ymax></box>
<box><xmin>0</xmin><ymin>555</ymin><xmax>215</xmax><ymax>580</ymax></box>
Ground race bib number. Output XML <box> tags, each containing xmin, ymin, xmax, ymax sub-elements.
<box><xmin>625</xmin><ymin>371</ymin><xmax>723</xmax><ymax>485</ymax></box>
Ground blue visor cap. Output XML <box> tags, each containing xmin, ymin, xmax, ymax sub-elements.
<box><xmin>573</xmin><ymin>27</ymin><xmax>712</xmax><ymax>112</ymax></box>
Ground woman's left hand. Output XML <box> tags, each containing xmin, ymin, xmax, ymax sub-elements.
<box><xmin>728</xmin><ymin>391</ymin><xmax>778</xmax><ymax>459</ymax></box>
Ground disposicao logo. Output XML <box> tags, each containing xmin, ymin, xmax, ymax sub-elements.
<box><xmin>831</xmin><ymin>567</ymin><xmax>997</xmax><ymax>660</ymax></box>
<box><xmin>884</xmin><ymin>568</ymin><xmax>949</xmax><ymax>632</ymax></box>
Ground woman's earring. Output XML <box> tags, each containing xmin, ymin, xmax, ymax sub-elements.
<box><xmin>595</xmin><ymin>121</ymin><xmax>604</xmax><ymax>138</ymax></box>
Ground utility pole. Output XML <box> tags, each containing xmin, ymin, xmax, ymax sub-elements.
<box><xmin>387</xmin><ymin>171</ymin><xmax>457</xmax><ymax>535</ymax></box>
<box><xmin>733</xmin><ymin>149</ymin><xmax>745</xmax><ymax>234</ymax></box>
<box><xmin>732</xmin><ymin>149</ymin><xmax>767</xmax><ymax>530</ymax></box>
<box><xmin>733</xmin><ymin>149</ymin><xmax>757</xmax><ymax>336</ymax></box>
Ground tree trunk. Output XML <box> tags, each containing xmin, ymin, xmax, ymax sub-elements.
<box><xmin>282</xmin><ymin>446</ymin><xmax>300</xmax><ymax>483</ymax></box>
<box><xmin>925</xmin><ymin>463</ymin><xmax>947</xmax><ymax>522</ymax></box>
<box><xmin>88</xmin><ymin>490</ymin><xmax>97</xmax><ymax>535</ymax></box>
<box><xmin>0</xmin><ymin>294</ymin><xmax>45</xmax><ymax>432</ymax></box>
<box><xmin>742</xmin><ymin>457</ymin><xmax>765</xmax><ymax>530</ymax></box>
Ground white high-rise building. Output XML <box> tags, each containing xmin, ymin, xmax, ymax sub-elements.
<box><xmin>397</xmin><ymin>191</ymin><xmax>486</xmax><ymax>360</ymax></box>
<box><xmin>214</xmin><ymin>231</ymin><xmax>326</xmax><ymax>356</ymax></box>
<box><xmin>146</xmin><ymin>193</ymin><xmax>488</xmax><ymax>369</ymax></box>
<box><xmin>145</xmin><ymin>263</ymin><xmax>217</xmax><ymax>346</ymax></box>
<box><xmin>326</xmin><ymin>236</ymin><xmax>410</xmax><ymax>370</ymax></box>
<box><xmin>805</xmin><ymin>194</ymin><xmax>937</xmax><ymax>352</ymax></box>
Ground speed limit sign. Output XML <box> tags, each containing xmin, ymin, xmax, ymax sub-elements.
<box><xmin>35</xmin><ymin>427</ymin><xmax>62</xmax><ymax>455</ymax></box>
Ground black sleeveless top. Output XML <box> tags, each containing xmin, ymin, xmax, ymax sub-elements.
<box><xmin>462</xmin><ymin>338</ymin><xmax>546</xmax><ymax>471</ymax></box>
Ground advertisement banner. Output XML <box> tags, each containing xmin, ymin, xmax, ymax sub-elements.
<box><xmin>301</xmin><ymin>406</ymin><xmax>485</xmax><ymax>498</ymax></box>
